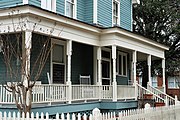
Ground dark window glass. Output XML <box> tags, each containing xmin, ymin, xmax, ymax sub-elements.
<box><xmin>102</xmin><ymin>50</ymin><xmax>110</xmax><ymax>59</ymax></box>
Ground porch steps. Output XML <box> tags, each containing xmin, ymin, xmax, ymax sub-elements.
<box><xmin>138</xmin><ymin>93</ymin><xmax>165</xmax><ymax>108</ymax></box>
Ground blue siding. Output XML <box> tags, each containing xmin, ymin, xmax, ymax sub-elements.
<box><xmin>77</xmin><ymin>0</ymin><xmax>85</xmax><ymax>21</ymax></box>
<box><xmin>28</xmin><ymin>0</ymin><xmax>41</xmax><ymax>7</ymax></box>
<box><xmin>0</xmin><ymin>0</ymin><xmax>22</xmax><ymax>8</ymax></box>
<box><xmin>120</xmin><ymin>0</ymin><xmax>132</xmax><ymax>31</ymax></box>
<box><xmin>56</xmin><ymin>0</ymin><xmax>65</xmax><ymax>15</ymax></box>
<box><xmin>84</xmin><ymin>0</ymin><xmax>93</xmax><ymax>24</ymax></box>
<box><xmin>97</xmin><ymin>0</ymin><xmax>112</xmax><ymax>27</ymax></box>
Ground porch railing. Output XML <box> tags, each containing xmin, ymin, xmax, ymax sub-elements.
<box><xmin>0</xmin><ymin>84</ymin><xmax>136</xmax><ymax>104</ymax></box>
<box><xmin>147</xmin><ymin>83</ymin><xmax>175</xmax><ymax>105</ymax></box>
<box><xmin>136</xmin><ymin>83</ymin><xmax>165</xmax><ymax>103</ymax></box>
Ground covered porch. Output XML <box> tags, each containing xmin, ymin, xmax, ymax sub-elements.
<box><xmin>0</xmin><ymin>5</ymin><xmax>169</xmax><ymax>106</ymax></box>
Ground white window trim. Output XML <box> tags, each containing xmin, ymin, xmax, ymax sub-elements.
<box><xmin>51</xmin><ymin>39</ymin><xmax>66</xmax><ymax>84</ymax></box>
<box><xmin>65</xmin><ymin>0</ymin><xmax>77</xmax><ymax>19</ymax></box>
<box><xmin>117</xmin><ymin>51</ymin><xmax>127</xmax><ymax>77</ymax></box>
<box><xmin>93</xmin><ymin>0</ymin><xmax>98</xmax><ymax>24</ymax></box>
<box><xmin>112</xmin><ymin>0</ymin><xmax>120</xmax><ymax>26</ymax></box>
<box><xmin>101</xmin><ymin>48</ymin><xmax>112</xmax><ymax>84</ymax></box>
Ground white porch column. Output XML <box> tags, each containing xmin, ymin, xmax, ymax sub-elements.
<box><xmin>162</xmin><ymin>58</ymin><xmax>166</xmax><ymax>92</ymax></box>
<box><xmin>147</xmin><ymin>55</ymin><xmax>152</xmax><ymax>86</ymax></box>
<box><xmin>97</xmin><ymin>47</ymin><xmax>102</xmax><ymax>85</ymax></box>
<box><xmin>132</xmin><ymin>51</ymin><xmax>137</xmax><ymax>85</ymax></box>
<box><xmin>112</xmin><ymin>45</ymin><xmax>117</xmax><ymax>101</ymax></box>
<box><xmin>23</xmin><ymin>31</ymin><xmax>32</xmax><ymax>87</ymax></box>
<box><xmin>132</xmin><ymin>51</ymin><xmax>137</xmax><ymax>100</ymax></box>
<box><xmin>66</xmin><ymin>40</ymin><xmax>72</xmax><ymax>104</ymax></box>
<box><xmin>22</xmin><ymin>31</ymin><xmax>32</xmax><ymax>106</ymax></box>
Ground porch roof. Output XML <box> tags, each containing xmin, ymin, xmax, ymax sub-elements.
<box><xmin>0</xmin><ymin>5</ymin><xmax>169</xmax><ymax>57</ymax></box>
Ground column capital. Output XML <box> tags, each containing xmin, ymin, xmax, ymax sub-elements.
<box><xmin>147</xmin><ymin>54</ymin><xmax>151</xmax><ymax>66</ymax></box>
<box><xmin>97</xmin><ymin>47</ymin><xmax>101</xmax><ymax>60</ymax></box>
<box><xmin>132</xmin><ymin>50</ymin><xmax>137</xmax><ymax>63</ymax></box>
<box><xmin>162</xmin><ymin>58</ymin><xmax>165</xmax><ymax>68</ymax></box>
<box><xmin>67</xmin><ymin>40</ymin><xmax>72</xmax><ymax>56</ymax></box>
<box><xmin>112</xmin><ymin>45</ymin><xmax>116</xmax><ymax>59</ymax></box>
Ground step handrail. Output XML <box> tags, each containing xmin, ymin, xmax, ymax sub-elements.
<box><xmin>147</xmin><ymin>83</ymin><xmax>175</xmax><ymax>101</ymax></box>
<box><xmin>136</xmin><ymin>83</ymin><xmax>165</xmax><ymax>102</ymax></box>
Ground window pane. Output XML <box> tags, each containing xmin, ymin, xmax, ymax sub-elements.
<box><xmin>102</xmin><ymin>50</ymin><xmax>110</xmax><ymax>59</ymax></box>
<box><xmin>113</xmin><ymin>0</ymin><xmax>118</xmax><ymax>24</ymax></box>
<box><xmin>53</xmin><ymin>64</ymin><xmax>65</xmax><ymax>84</ymax></box>
<box><xmin>52</xmin><ymin>44</ymin><xmax>64</xmax><ymax>63</ymax></box>
<box><xmin>119</xmin><ymin>55</ymin><xmax>122</xmax><ymax>75</ymax></box>
<box><xmin>66</xmin><ymin>2</ymin><xmax>73</xmax><ymax>17</ymax></box>
<box><xmin>123</xmin><ymin>56</ymin><xmax>126</xmax><ymax>76</ymax></box>
<box><xmin>102</xmin><ymin>61</ymin><xmax>110</xmax><ymax>78</ymax></box>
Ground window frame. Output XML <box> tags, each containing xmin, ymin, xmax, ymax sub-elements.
<box><xmin>51</xmin><ymin>39</ymin><xmax>66</xmax><ymax>84</ymax></box>
<box><xmin>112</xmin><ymin>0</ymin><xmax>120</xmax><ymax>26</ymax></box>
<box><xmin>117</xmin><ymin>51</ymin><xmax>127</xmax><ymax>77</ymax></box>
<box><xmin>65</xmin><ymin>0</ymin><xmax>77</xmax><ymax>19</ymax></box>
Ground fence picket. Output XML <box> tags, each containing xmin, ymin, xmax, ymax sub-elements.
<box><xmin>22</xmin><ymin>112</ymin><xmax>25</xmax><ymax>119</ymax></box>
<box><xmin>41</xmin><ymin>112</ymin><xmax>44</xmax><ymax>120</ymax></box>
<box><xmin>31</xmin><ymin>112</ymin><xmax>34</xmax><ymax>120</ymax></box>
<box><xmin>72</xmin><ymin>113</ymin><xmax>75</xmax><ymax>120</ymax></box>
<box><xmin>61</xmin><ymin>113</ymin><xmax>64</xmax><ymax>120</ymax></box>
<box><xmin>0</xmin><ymin>112</ymin><xmax>2</xmax><ymax>120</ymax></box>
<box><xmin>8</xmin><ymin>112</ymin><xmax>11</xmax><ymax>120</ymax></box>
<box><xmin>36</xmin><ymin>112</ymin><xmax>39</xmax><ymax>120</ymax></box>
<box><xmin>67</xmin><ymin>113</ymin><xmax>70</xmax><ymax>120</ymax></box>
<box><xmin>45</xmin><ymin>112</ymin><xmax>49</xmax><ymax>120</ymax></box>
<box><xmin>78</xmin><ymin>113</ymin><xmax>81</xmax><ymax>120</ymax></box>
<box><xmin>83</xmin><ymin>114</ymin><xmax>87</xmax><ymax>120</ymax></box>
<box><xmin>55</xmin><ymin>113</ymin><xmax>59</xmax><ymax>120</ymax></box>
<box><xmin>89</xmin><ymin>114</ymin><xmax>92</xmax><ymax>120</ymax></box>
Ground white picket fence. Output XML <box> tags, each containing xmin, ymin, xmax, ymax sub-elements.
<box><xmin>1</xmin><ymin>105</ymin><xmax>180</xmax><ymax>120</ymax></box>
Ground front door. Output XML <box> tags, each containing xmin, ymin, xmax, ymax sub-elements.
<box><xmin>102</xmin><ymin>50</ymin><xmax>111</xmax><ymax>85</ymax></box>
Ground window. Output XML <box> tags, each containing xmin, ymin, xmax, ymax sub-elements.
<box><xmin>51</xmin><ymin>40</ymin><xmax>66</xmax><ymax>84</ymax></box>
<box><xmin>65</xmin><ymin>0</ymin><xmax>76</xmax><ymax>18</ymax></box>
<box><xmin>152</xmin><ymin>77</ymin><xmax>157</xmax><ymax>87</ymax></box>
<box><xmin>41</xmin><ymin>0</ymin><xmax>56</xmax><ymax>12</ymax></box>
<box><xmin>113</xmin><ymin>0</ymin><xmax>120</xmax><ymax>26</ymax></box>
<box><xmin>117</xmin><ymin>52</ymin><xmax>127</xmax><ymax>76</ymax></box>
<box><xmin>168</xmin><ymin>77</ymin><xmax>180</xmax><ymax>88</ymax></box>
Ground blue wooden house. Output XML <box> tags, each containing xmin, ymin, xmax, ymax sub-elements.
<box><xmin>0</xmin><ymin>0</ymin><xmax>174</xmax><ymax>115</ymax></box>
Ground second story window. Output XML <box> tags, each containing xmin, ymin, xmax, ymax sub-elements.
<box><xmin>113</xmin><ymin>0</ymin><xmax>120</xmax><ymax>26</ymax></box>
<box><xmin>41</xmin><ymin>0</ymin><xmax>56</xmax><ymax>12</ymax></box>
<box><xmin>65</xmin><ymin>0</ymin><xmax>77</xmax><ymax>18</ymax></box>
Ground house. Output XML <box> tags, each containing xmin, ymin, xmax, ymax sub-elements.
<box><xmin>0</xmin><ymin>0</ymin><xmax>173</xmax><ymax>116</ymax></box>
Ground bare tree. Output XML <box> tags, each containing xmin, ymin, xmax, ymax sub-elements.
<box><xmin>0</xmin><ymin>10</ymin><xmax>59</xmax><ymax>114</ymax></box>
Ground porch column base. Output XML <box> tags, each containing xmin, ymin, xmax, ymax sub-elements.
<box><xmin>112</xmin><ymin>81</ymin><xmax>117</xmax><ymax>101</ymax></box>
<box><xmin>97</xmin><ymin>82</ymin><xmax>102</xmax><ymax>86</ymax></box>
<box><xmin>66</xmin><ymin>81</ymin><xmax>72</xmax><ymax>104</ymax></box>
